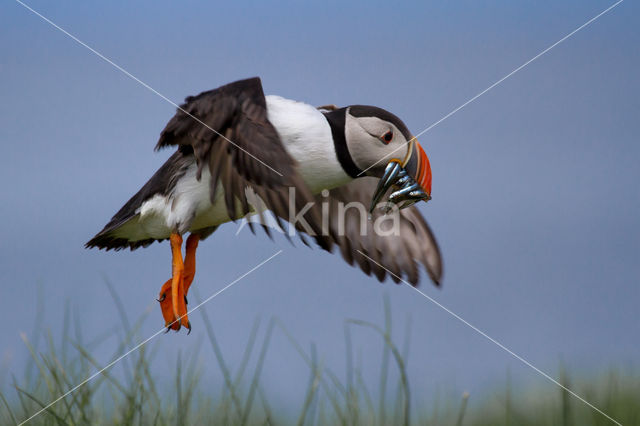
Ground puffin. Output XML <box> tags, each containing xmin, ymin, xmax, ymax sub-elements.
<box><xmin>86</xmin><ymin>77</ymin><xmax>442</xmax><ymax>333</ymax></box>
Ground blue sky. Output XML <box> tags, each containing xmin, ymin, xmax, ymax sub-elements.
<box><xmin>1</xmin><ymin>0</ymin><xmax>639</xmax><ymax>410</ymax></box>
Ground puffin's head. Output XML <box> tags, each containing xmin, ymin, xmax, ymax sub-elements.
<box><xmin>343</xmin><ymin>105</ymin><xmax>432</xmax><ymax>200</ymax></box>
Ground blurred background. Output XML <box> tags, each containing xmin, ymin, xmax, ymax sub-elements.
<box><xmin>1</xmin><ymin>0</ymin><xmax>638</xmax><ymax>420</ymax></box>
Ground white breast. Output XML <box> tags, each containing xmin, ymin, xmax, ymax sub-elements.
<box><xmin>265</xmin><ymin>95</ymin><xmax>351</xmax><ymax>193</ymax></box>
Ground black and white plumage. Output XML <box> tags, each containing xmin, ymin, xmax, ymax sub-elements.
<box><xmin>87</xmin><ymin>77</ymin><xmax>442</xmax><ymax>286</ymax></box>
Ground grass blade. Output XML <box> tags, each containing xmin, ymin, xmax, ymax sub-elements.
<box><xmin>196</xmin><ymin>289</ymin><xmax>244</xmax><ymax>420</ymax></box>
<box><xmin>297</xmin><ymin>343</ymin><xmax>322</xmax><ymax>426</ymax></box>
<box><xmin>241</xmin><ymin>318</ymin><xmax>275</xmax><ymax>426</ymax></box>
<box><xmin>346</xmin><ymin>318</ymin><xmax>410</xmax><ymax>426</ymax></box>
<box><xmin>0</xmin><ymin>390</ymin><xmax>19</xmax><ymax>426</ymax></box>
<box><xmin>455</xmin><ymin>392</ymin><xmax>469</xmax><ymax>426</ymax></box>
<box><xmin>14</xmin><ymin>385</ymin><xmax>67</xmax><ymax>426</ymax></box>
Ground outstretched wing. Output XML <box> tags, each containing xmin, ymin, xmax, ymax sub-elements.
<box><xmin>157</xmin><ymin>77</ymin><xmax>332</xmax><ymax>250</ymax></box>
<box><xmin>315</xmin><ymin>177</ymin><xmax>443</xmax><ymax>286</ymax></box>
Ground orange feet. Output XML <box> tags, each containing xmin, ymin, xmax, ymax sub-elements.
<box><xmin>157</xmin><ymin>233</ymin><xmax>199</xmax><ymax>333</ymax></box>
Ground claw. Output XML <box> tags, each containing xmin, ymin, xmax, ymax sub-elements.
<box><xmin>157</xmin><ymin>293</ymin><xmax>166</xmax><ymax>303</ymax></box>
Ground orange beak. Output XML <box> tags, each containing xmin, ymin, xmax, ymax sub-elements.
<box><xmin>403</xmin><ymin>139</ymin><xmax>432</xmax><ymax>199</ymax></box>
<box><xmin>369</xmin><ymin>138</ymin><xmax>433</xmax><ymax>213</ymax></box>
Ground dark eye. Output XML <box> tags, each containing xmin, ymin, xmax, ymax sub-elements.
<box><xmin>381</xmin><ymin>131</ymin><xmax>393</xmax><ymax>144</ymax></box>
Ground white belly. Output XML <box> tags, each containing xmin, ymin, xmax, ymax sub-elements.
<box><xmin>114</xmin><ymin>164</ymin><xmax>230</xmax><ymax>241</ymax></box>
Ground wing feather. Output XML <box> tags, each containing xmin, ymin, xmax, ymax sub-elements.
<box><xmin>313</xmin><ymin>177</ymin><xmax>443</xmax><ymax>286</ymax></box>
<box><xmin>156</xmin><ymin>77</ymin><xmax>333</xmax><ymax>248</ymax></box>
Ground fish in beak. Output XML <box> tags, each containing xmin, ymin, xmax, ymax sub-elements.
<box><xmin>369</xmin><ymin>138</ymin><xmax>433</xmax><ymax>213</ymax></box>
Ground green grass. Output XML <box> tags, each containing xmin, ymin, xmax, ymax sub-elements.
<box><xmin>1</xmin><ymin>290</ymin><xmax>638</xmax><ymax>426</ymax></box>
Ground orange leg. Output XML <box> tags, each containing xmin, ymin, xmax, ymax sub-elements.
<box><xmin>157</xmin><ymin>233</ymin><xmax>199</xmax><ymax>333</ymax></box>
<box><xmin>170</xmin><ymin>233</ymin><xmax>186</xmax><ymax>330</ymax></box>
<box><xmin>183</xmin><ymin>234</ymin><xmax>200</xmax><ymax>295</ymax></box>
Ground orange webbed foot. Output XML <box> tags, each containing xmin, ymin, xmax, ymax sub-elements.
<box><xmin>157</xmin><ymin>233</ymin><xmax>199</xmax><ymax>333</ymax></box>
<box><xmin>158</xmin><ymin>277</ymin><xmax>189</xmax><ymax>332</ymax></box>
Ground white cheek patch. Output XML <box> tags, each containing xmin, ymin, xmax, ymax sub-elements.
<box><xmin>345</xmin><ymin>113</ymin><xmax>408</xmax><ymax>172</ymax></box>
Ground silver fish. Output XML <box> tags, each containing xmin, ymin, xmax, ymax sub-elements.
<box><xmin>369</xmin><ymin>161</ymin><xmax>432</xmax><ymax>214</ymax></box>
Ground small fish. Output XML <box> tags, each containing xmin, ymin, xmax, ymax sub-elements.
<box><xmin>369</xmin><ymin>161</ymin><xmax>432</xmax><ymax>214</ymax></box>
